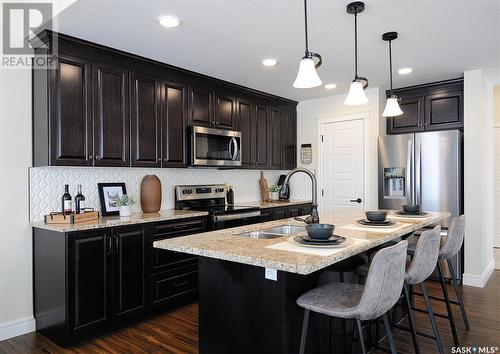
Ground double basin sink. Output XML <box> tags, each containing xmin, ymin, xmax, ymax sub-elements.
<box><xmin>236</xmin><ymin>225</ymin><xmax>306</xmax><ymax>239</ymax></box>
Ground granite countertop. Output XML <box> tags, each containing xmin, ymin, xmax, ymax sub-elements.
<box><xmin>32</xmin><ymin>209</ymin><xmax>209</xmax><ymax>233</ymax></box>
<box><xmin>236</xmin><ymin>199</ymin><xmax>312</xmax><ymax>208</ymax></box>
<box><xmin>154</xmin><ymin>210</ymin><xmax>450</xmax><ymax>275</ymax></box>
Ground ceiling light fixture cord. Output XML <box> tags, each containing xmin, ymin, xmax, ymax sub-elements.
<box><xmin>354</xmin><ymin>12</ymin><xmax>358</xmax><ymax>78</ymax></box>
<box><xmin>389</xmin><ymin>39</ymin><xmax>393</xmax><ymax>94</ymax></box>
<box><xmin>304</xmin><ymin>0</ymin><xmax>309</xmax><ymax>54</ymax></box>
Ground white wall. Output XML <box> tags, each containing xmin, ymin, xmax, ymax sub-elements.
<box><xmin>296</xmin><ymin>87</ymin><xmax>381</xmax><ymax>209</ymax></box>
<box><xmin>493</xmin><ymin>86</ymin><xmax>500</xmax><ymax>248</ymax></box>
<box><xmin>462</xmin><ymin>69</ymin><xmax>495</xmax><ymax>287</ymax></box>
<box><xmin>0</xmin><ymin>68</ymin><xmax>34</xmax><ymax>339</ymax></box>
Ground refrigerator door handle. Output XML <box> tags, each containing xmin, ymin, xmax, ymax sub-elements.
<box><xmin>415</xmin><ymin>137</ymin><xmax>422</xmax><ymax>206</ymax></box>
<box><xmin>406</xmin><ymin>140</ymin><xmax>414</xmax><ymax>205</ymax></box>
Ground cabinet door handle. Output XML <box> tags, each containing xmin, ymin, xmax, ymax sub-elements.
<box><xmin>113</xmin><ymin>235</ymin><xmax>119</xmax><ymax>254</ymax></box>
<box><xmin>162</xmin><ymin>158</ymin><xmax>167</xmax><ymax>162</ymax></box>
<box><xmin>88</xmin><ymin>154</ymin><xmax>93</xmax><ymax>160</ymax></box>
<box><xmin>95</xmin><ymin>155</ymin><xmax>101</xmax><ymax>160</ymax></box>
<box><xmin>173</xmin><ymin>280</ymin><xmax>189</xmax><ymax>287</ymax></box>
<box><xmin>106</xmin><ymin>236</ymin><xmax>112</xmax><ymax>255</ymax></box>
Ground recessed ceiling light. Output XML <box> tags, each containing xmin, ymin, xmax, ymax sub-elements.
<box><xmin>324</xmin><ymin>83</ymin><xmax>337</xmax><ymax>90</ymax></box>
<box><xmin>262</xmin><ymin>58</ymin><xmax>278</xmax><ymax>67</ymax></box>
<box><xmin>398</xmin><ymin>67</ymin><xmax>413</xmax><ymax>75</ymax></box>
<box><xmin>159</xmin><ymin>15</ymin><xmax>180</xmax><ymax>28</ymax></box>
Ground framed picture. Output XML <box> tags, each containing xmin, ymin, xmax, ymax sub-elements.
<box><xmin>98</xmin><ymin>183</ymin><xmax>127</xmax><ymax>216</ymax></box>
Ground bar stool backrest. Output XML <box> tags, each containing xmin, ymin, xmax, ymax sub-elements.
<box><xmin>439</xmin><ymin>215</ymin><xmax>465</xmax><ymax>260</ymax></box>
<box><xmin>405</xmin><ymin>225</ymin><xmax>441</xmax><ymax>285</ymax></box>
<box><xmin>357</xmin><ymin>240</ymin><xmax>408</xmax><ymax>320</ymax></box>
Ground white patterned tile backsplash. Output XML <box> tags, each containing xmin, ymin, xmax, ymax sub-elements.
<box><xmin>29</xmin><ymin>167</ymin><xmax>311</xmax><ymax>221</ymax></box>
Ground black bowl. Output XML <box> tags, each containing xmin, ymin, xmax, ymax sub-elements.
<box><xmin>306</xmin><ymin>224</ymin><xmax>335</xmax><ymax>240</ymax></box>
<box><xmin>402</xmin><ymin>204</ymin><xmax>421</xmax><ymax>214</ymax></box>
<box><xmin>365</xmin><ymin>211</ymin><xmax>387</xmax><ymax>222</ymax></box>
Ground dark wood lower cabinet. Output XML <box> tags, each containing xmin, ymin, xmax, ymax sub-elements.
<box><xmin>33</xmin><ymin>217</ymin><xmax>206</xmax><ymax>346</ymax></box>
<box><xmin>261</xmin><ymin>203</ymin><xmax>312</xmax><ymax>222</ymax></box>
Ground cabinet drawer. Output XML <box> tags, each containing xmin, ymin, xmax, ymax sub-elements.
<box><xmin>149</xmin><ymin>265</ymin><xmax>198</xmax><ymax>307</ymax></box>
<box><xmin>150</xmin><ymin>244</ymin><xmax>197</xmax><ymax>273</ymax></box>
<box><xmin>150</xmin><ymin>218</ymin><xmax>206</xmax><ymax>240</ymax></box>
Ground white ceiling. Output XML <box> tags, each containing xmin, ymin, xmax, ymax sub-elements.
<box><xmin>51</xmin><ymin>0</ymin><xmax>500</xmax><ymax>101</ymax></box>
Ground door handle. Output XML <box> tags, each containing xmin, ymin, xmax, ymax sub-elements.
<box><xmin>106</xmin><ymin>235</ymin><xmax>112</xmax><ymax>255</ymax></box>
<box><xmin>113</xmin><ymin>235</ymin><xmax>119</xmax><ymax>254</ymax></box>
<box><xmin>350</xmin><ymin>198</ymin><xmax>362</xmax><ymax>204</ymax></box>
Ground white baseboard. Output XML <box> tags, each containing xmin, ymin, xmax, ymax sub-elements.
<box><xmin>463</xmin><ymin>259</ymin><xmax>495</xmax><ymax>287</ymax></box>
<box><xmin>0</xmin><ymin>317</ymin><xmax>35</xmax><ymax>341</ymax></box>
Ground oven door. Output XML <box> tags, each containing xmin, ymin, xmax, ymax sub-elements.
<box><xmin>191</xmin><ymin>126</ymin><xmax>242</xmax><ymax>167</ymax></box>
<box><xmin>212</xmin><ymin>211</ymin><xmax>262</xmax><ymax>230</ymax></box>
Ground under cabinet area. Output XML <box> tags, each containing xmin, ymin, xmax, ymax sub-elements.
<box><xmin>32</xmin><ymin>31</ymin><xmax>297</xmax><ymax>170</ymax></box>
<box><xmin>386</xmin><ymin>78</ymin><xmax>463</xmax><ymax>135</ymax></box>
<box><xmin>33</xmin><ymin>216</ymin><xmax>206</xmax><ymax>346</ymax></box>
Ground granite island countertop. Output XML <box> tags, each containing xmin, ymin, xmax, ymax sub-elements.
<box><xmin>32</xmin><ymin>209</ymin><xmax>209</xmax><ymax>233</ymax></box>
<box><xmin>154</xmin><ymin>210</ymin><xmax>450</xmax><ymax>275</ymax></box>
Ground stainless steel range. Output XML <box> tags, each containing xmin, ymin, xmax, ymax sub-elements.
<box><xmin>175</xmin><ymin>184</ymin><xmax>261</xmax><ymax>230</ymax></box>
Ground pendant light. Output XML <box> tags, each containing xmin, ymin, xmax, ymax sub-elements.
<box><xmin>293</xmin><ymin>0</ymin><xmax>323</xmax><ymax>88</ymax></box>
<box><xmin>382</xmin><ymin>32</ymin><xmax>404</xmax><ymax>117</ymax></box>
<box><xmin>345</xmin><ymin>1</ymin><xmax>369</xmax><ymax>105</ymax></box>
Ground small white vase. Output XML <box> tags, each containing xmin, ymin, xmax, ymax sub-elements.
<box><xmin>270</xmin><ymin>191</ymin><xmax>279</xmax><ymax>200</ymax></box>
<box><xmin>119</xmin><ymin>205</ymin><xmax>131</xmax><ymax>217</ymax></box>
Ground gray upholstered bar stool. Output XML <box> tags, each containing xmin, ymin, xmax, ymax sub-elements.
<box><xmin>296</xmin><ymin>240</ymin><xmax>408</xmax><ymax>354</ymax></box>
<box><xmin>356</xmin><ymin>226</ymin><xmax>445</xmax><ymax>354</ymax></box>
<box><xmin>411</xmin><ymin>215</ymin><xmax>469</xmax><ymax>348</ymax></box>
<box><xmin>402</xmin><ymin>225</ymin><xmax>445</xmax><ymax>354</ymax></box>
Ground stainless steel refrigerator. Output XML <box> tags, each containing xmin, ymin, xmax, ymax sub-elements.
<box><xmin>378</xmin><ymin>130</ymin><xmax>463</xmax><ymax>280</ymax></box>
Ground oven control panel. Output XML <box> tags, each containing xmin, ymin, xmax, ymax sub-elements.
<box><xmin>175</xmin><ymin>184</ymin><xmax>226</xmax><ymax>201</ymax></box>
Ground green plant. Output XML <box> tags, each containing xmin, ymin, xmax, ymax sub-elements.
<box><xmin>115</xmin><ymin>194</ymin><xmax>135</xmax><ymax>207</ymax></box>
<box><xmin>268</xmin><ymin>185</ymin><xmax>279</xmax><ymax>193</ymax></box>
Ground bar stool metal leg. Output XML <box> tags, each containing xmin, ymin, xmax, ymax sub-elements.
<box><xmin>437</xmin><ymin>260</ymin><xmax>459</xmax><ymax>347</ymax></box>
<box><xmin>356</xmin><ymin>319</ymin><xmax>367</xmax><ymax>354</ymax></box>
<box><xmin>447</xmin><ymin>258</ymin><xmax>470</xmax><ymax>330</ymax></box>
<box><xmin>421</xmin><ymin>282</ymin><xmax>445</xmax><ymax>354</ymax></box>
<box><xmin>299</xmin><ymin>309</ymin><xmax>309</xmax><ymax>354</ymax></box>
<box><xmin>403</xmin><ymin>283</ymin><xmax>420</xmax><ymax>354</ymax></box>
<box><xmin>382</xmin><ymin>312</ymin><xmax>397</xmax><ymax>354</ymax></box>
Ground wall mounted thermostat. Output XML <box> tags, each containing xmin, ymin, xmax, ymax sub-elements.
<box><xmin>300</xmin><ymin>144</ymin><xmax>312</xmax><ymax>165</ymax></box>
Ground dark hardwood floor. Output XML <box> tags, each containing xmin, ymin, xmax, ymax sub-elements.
<box><xmin>1</xmin><ymin>271</ymin><xmax>499</xmax><ymax>354</ymax></box>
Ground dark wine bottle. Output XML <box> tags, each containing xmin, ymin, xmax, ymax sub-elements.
<box><xmin>62</xmin><ymin>184</ymin><xmax>72</xmax><ymax>215</ymax></box>
<box><xmin>227</xmin><ymin>187</ymin><xmax>234</xmax><ymax>205</ymax></box>
<box><xmin>75</xmin><ymin>184</ymin><xmax>86</xmax><ymax>214</ymax></box>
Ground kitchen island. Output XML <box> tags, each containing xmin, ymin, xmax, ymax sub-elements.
<box><xmin>154</xmin><ymin>210</ymin><xmax>449</xmax><ymax>353</ymax></box>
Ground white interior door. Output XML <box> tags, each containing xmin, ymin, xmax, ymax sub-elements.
<box><xmin>320</xmin><ymin>119</ymin><xmax>365</xmax><ymax>219</ymax></box>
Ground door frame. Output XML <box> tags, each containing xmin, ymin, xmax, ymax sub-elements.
<box><xmin>317</xmin><ymin>112</ymin><xmax>370</xmax><ymax>213</ymax></box>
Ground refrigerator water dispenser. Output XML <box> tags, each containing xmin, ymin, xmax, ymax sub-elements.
<box><xmin>383</xmin><ymin>167</ymin><xmax>405</xmax><ymax>198</ymax></box>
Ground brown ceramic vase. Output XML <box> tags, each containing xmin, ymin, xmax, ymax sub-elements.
<box><xmin>140</xmin><ymin>175</ymin><xmax>162</xmax><ymax>213</ymax></box>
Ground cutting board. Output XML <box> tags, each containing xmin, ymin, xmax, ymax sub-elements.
<box><xmin>259</xmin><ymin>171</ymin><xmax>270</xmax><ymax>202</ymax></box>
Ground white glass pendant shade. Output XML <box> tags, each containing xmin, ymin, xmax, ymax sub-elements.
<box><xmin>293</xmin><ymin>58</ymin><xmax>322</xmax><ymax>88</ymax></box>
<box><xmin>382</xmin><ymin>96</ymin><xmax>403</xmax><ymax>117</ymax></box>
<box><xmin>344</xmin><ymin>80</ymin><xmax>368</xmax><ymax>105</ymax></box>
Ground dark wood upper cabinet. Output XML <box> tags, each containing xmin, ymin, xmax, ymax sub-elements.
<box><xmin>386</xmin><ymin>96</ymin><xmax>425</xmax><ymax>134</ymax></box>
<box><xmin>269</xmin><ymin>107</ymin><xmax>283</xmax><ymax>169</ymax></box>
<box><xmin>49</xmin><ymin>54</ymin><xmax>93</xmax><ymax>166</ymax></box>
<box><xmin>188</xmin><ymin>84</ymin><xmax>213</xmax><ymax>127</ymax></box>
<box><xmin>386</xmin><ymin>78</ymin><xmax>463</xmax><ymax>135</ymax></box>
<box><xmin>130</xmin><ymin>72</ymin><xmax>161</xmax><ymax>167</ymax></box>
<box><xmin>32</xmin><ymin>31</ymin><xmax>297</xmax><ymax>170</ymax></box>
<box><xmin>67</xmin><ymin>230</ymin><xmax>110</xmax><ymax>335</ymax></box>
<box><xmin>93</xmin><ymin>63</ymin><xmax>130</xmax><ymax>166</ymax></box>
<box><xmin>236</xmin><ymin>99</ymin><xmax>253</xmax><ymax>167</ymax></box>
<box><xmin>161</xmin><ymin>81</ymin><xmax>187</xmax><ymax>167</ymax></box>
<box><xmin>113</xmin><ymin>225</ymin><xmax>147</xmax><ymax>320</ymax></box>
<box><xmin>424</xmin><ymin>90</ymin><xmax>463</xmax><ymax>131</ymax></box>
<box><xmin>282</xmin><ymin>110</ymin><xmax>297</xmax><ymax>169</ymax></box>
<box><xmin>214</xmin><ymin>89</ymin><xmax>236</xmax><ymax>129</ymax></box>
<box><xmin>253</xmin><ymin>104</ymin><xmax>269</xmax><ymax>167</ymax></box>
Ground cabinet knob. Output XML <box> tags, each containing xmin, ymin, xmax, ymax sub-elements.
<box><xmin>95</xmin><ymin>155</ymin><xmax>101</xmax><ymax>160</ymax></box>
<box><xmin>88</xmin><ymin>154</ymin><xmax>93</xmax><ymax>160</ymax></box>
<box><xmin>163</xmin><ymin>158</ymin><xmax>167</xmax><ymax>162</ymax></box>
<box><xmin>157</xmin><ymin>158</ymin><xmax>161</xmax><ymax>162</ymax></box>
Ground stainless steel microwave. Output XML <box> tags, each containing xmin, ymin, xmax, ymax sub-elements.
<box><xmin>190</xmin><ymin>126</ymin><xmax>242</xmax><ymax>167</ymax></box>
